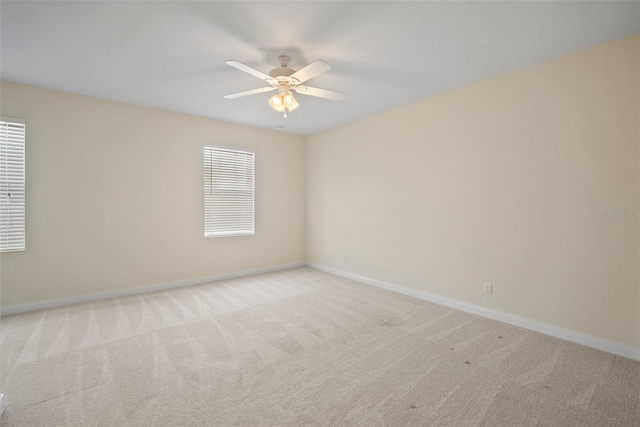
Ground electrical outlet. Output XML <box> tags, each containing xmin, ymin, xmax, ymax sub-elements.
<box><xmin>483</xmin><ymin>282</ymin><xmax>492</xmax><ymax>294</ymax></box>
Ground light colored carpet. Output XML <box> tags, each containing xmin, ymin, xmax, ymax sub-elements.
<box><xmin>1</xmin><ymin>267</ymin><xmax>638</xmax><ymax>426</ymax></box>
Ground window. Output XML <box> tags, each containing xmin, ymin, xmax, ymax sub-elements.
<box><xmin>0</xmin><ymin>117</ymin><xmax>26</xmax><ymax>252</ymax></box>
<box><xmin>204</xmin><ymin>146</ymin><xmax>255</xmax><ymax>238</ymax></box>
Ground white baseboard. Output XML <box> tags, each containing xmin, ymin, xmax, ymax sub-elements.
<box><xmin>0</xmin><ymin>262</ymin><xmax>306</xmax><ymax>316</ymax></box>
<box><xmin>307</xmin><ymin>263</ymin><xmax>640</xmax><ymax>362</ymax></box>
<box><xmin>0</xmin><ymin>393</ymin><xmax>6</xmax><ymax>417</ymax></box>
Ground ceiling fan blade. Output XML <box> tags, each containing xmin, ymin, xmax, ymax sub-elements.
<box><xmin>225</xmin><ymin>60</ymin><xmax>275</xmax><ymax>83</ymax></box>
<box><xmin>290</xmin><ymin>60</ymin><xmax>331</xmax><ymax>84</ymax></box>
<box><xmin>294</xmin><ymin>86</ymin><xmax>346</xmax><ymax>101</ymax></box>
<box><xmin>224</xmin><ymin>87</ymin><xmax>275</xmax><ymax>99</ymax></box>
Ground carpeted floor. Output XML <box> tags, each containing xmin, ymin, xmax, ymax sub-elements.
<box><xmin>1</xmin><ymin>267</ymin><xmax>638</xmax><ymax>426</ymax></box>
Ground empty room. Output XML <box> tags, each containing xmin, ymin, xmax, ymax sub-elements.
<box><xmin>0</xmin><ymin>1</ymin><xmax>638</xmax><ymax>426</ymax></box>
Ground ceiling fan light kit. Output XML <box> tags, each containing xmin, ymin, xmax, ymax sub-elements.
<box><xmin>269</xmin><ymin>91</ymin><xmax>299</xmax><ymax>115</ymax></box>
<box><xmin>224</xmin><ymin>55</ymin><xmax>346</xmax><ymax>116</ymax></box>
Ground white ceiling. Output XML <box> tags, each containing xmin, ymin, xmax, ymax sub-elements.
<box><xmin>1</xmin><ymin>1</ymin><xmax>638</xmax><ymax>136</ymax></box>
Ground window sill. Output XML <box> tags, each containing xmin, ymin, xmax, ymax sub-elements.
<box><xmin>205</xmin><ymin>231</ymin><xmax>255</xmax><ymax>239</ymax></box>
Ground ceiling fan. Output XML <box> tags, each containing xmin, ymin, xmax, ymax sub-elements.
<box><xmin>224</xmin><ymin>55</ymin><xmax>346</xmax><ymax>116</ymax></box>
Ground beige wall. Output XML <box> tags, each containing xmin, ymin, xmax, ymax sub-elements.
<box><xmin>0</xmin><ymin>82</ymin><xmax>305</xmax><ymax>307</ymax></box>
<box><xmin>307</xmin><ymin>34</ymin><xmax>640</xmax><ymax>348</ymax></box>
<box><xmin>2</xmin><ymin>35</ymin><xmax>638</xmax><ymax>349</ymax></box>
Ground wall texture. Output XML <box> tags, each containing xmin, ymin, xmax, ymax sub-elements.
<box><xmin>2</xmin><ymin>35</ymin><xmax>638</xmax><ymax>350</ymax></box>
<box><xmin>306</xmin><ymin>34</ymin><xmax>640</xmax><ymax>348</ymax></box>
<box><xmin>0</xmin><ymin>82</ymin><xmax>306</xmax><ymax>307</ymax></box>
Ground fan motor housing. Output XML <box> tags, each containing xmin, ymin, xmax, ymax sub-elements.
<box><xmin>269</xmin><ymin>67</ymin><xmax>295</xmax><ymax>78</ymax></box>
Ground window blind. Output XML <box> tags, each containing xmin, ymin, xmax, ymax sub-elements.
<box><xmin>204</xmin><ymin>146</ymin><xmax>255</xmax><ymax>238</ymax></box>
<box><xmin>0</xmin><ymin>117</ymin><xmax>26</xmax><ymax>252</ymax></box>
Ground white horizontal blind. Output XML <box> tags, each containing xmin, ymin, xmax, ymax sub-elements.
<box><xmin>204</xmin><ymin>146</ymin><xmax>255</xmax><ymax>238</ymax></box>
<box><xmin>0</xmin><ymin>117</ymin><xmax>26</xmax><ymax>252</ymax></box>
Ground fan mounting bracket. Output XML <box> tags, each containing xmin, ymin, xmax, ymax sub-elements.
<box><xmin>277</xmin><ymin>55</ymin><xmax>292</xmax><ymax>67</ymax></box>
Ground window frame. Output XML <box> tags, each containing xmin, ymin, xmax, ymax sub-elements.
<box><xmin>203</xmin><ymin>145</ymin><xmax>255</xmax><ymax>239</ymax></box>
<box><xmin>0</xmin><ymin>116</ymin><xmax>26</xmax><ymax>253</ymax></box>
